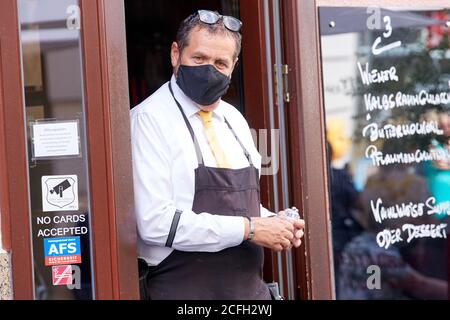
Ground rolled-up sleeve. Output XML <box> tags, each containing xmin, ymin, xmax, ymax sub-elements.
<box><xmin>131</xmin><ymin>112</ymin><xmax>245</xmax><ymax>253</ymax></box>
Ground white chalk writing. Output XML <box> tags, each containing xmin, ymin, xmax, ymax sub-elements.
<box><xmin>362</xmin><ymin>121</ymin><xmax>443</xmax><ymax>142</ymax></box>
<box><xmin>370</xmin><ymin>197</ymin><xmax>450</xmax><ymax>224</ymax></box>
<box><xmin>371</xmin><ymin>16</ymin><xmax>402</xmax><ymax>55</ymax></box>
<box><xmin>376</xmin><ymin>228</ymin><xmax>403</xmax><ymax>249</ymax></box>
<box><xmin>371</xmin><ymin>198</ymin><xmax>425</xmax><ymax>224</ymax></box>
<box><xmin>364</xmin><ymin>91</ymin><xmax>450</xmax><ymax>113</ymax></box>
<box><xmin>403</xmin><ymin>223</ymin><xmax>448</xmax><ymax>244</ymax></box>
<box><xmin>358</xmin><ymin>62</ymin><xmax>398</xmax><ymax>86</ymax></box>
<box><xmin>376</xmin><ymin>224</ymin><xmax>447</xmax><ymax>249</ymax></box>
<box><xmin>365</xmin><ymin>145</ymin><xmax>450</xmax><ymax>167</ymax></box>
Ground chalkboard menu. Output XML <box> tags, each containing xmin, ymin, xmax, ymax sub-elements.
<box><xmin>319</xmin><ymin>7</ymin><xmax>450</xmax><ymax>299</ymax></box>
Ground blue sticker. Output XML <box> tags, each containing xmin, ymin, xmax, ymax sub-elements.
<box><xmin>44</xmin><ymin>237</ymin><xmax>81</xmax><ymax>266</ymax></box>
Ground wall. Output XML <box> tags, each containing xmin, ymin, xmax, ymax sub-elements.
<box><xmin>0</xmin><ymin>224</ymin><xmax>12</xmax><ymax>300</ymax></box>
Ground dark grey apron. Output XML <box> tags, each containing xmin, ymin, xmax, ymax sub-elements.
<box><xmin>143</xmin><ymin>83</ymin><xmax>270</xmax><ymax>300</ymax></box>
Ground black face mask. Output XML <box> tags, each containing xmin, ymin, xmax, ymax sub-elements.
<box><xmin>176</xmin><ymin>64</ymin><xmax>231</xmax><ymax>106</ymax></box>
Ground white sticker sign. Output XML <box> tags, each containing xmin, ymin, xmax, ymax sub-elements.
<box><xmin>42</xmin><ymin>175</ymin><xmax>79</xmax><ymax>212</ymax></box>
<box><xmin>32</xmin><ymin>121</ymin><xmax>80</xmax><ymax>159</ymax></box>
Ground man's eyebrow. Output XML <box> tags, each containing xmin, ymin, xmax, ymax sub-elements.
<box><xmin>189</xmin><ymin>52</ymin><xmax>232</xmax><ymax>65</ymax></box>
<box><xmin>191</xmin><ymin>51</ymin><xmax>209</xmax><ymax>58</ymax></box>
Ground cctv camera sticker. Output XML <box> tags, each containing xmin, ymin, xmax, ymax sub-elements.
<box><xmin>42</xmin><ymin>175</ymin><xmax>79</xmax><ymax>212</ymax></box>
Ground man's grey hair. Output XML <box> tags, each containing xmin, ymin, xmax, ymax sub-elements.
<box><xmin>176</xmin><ymin>12</ymin><xmax>242</xmax><ymax>60</ymax></box>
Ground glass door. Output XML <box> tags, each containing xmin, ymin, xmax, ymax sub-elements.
<box><xmin>0</xmin><ymin>0</ymin><xmax>137</xmax><ymax>300</ymax></box>
<box><xmin>17</xmin><ymin>0</ymin><xmax>94</xmax><ymax>300</ymax></box>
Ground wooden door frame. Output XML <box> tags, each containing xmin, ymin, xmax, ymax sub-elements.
<box><xmin>280</xmin><ymin>0</ymin><xmax>334</xmax><ymax>300</ymax></box>
<box><xmin>80</xmin><ymin>0</ymin><xmax>138</xmax><ymax>300</ymax></box>
<box><xmin>0</xmin><ymin>0</ymin><xmax>34</xmax><ymax>300</ymax></box>
<box><xmin>0</xmin><ymin>11</ymin><xmax>11</xmax><ymax>256</ymax></box>
<box><xmin>240</xmin><ymin>0</ymin><xmax>286</xmax><ymax>288</ymax></box>
<box><xmin>0</xmin><ymin>0</ymin><xmax>138</xmax><ymax>299</ymax></box>
<box><xmin>281</xmin><ymin>0</ymin><xmax>450</xmax><ymax>300</ymax></box>
<box><xmin>241</xmin><ymin>0</ymin><xmax>313</xmax><ymax>299</ymax></box>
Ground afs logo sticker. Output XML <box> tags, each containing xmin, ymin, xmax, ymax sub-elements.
<box><xmin>42</xmin><ymin>175</ymin><xmax>78</xmax><ymax>212</ymax></box>
<box><xmin>44</xmin><ymin>237</ymin><xmax>81</xmax><ymax>266</ymax></box>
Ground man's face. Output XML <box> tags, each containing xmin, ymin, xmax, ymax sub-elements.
<box><xmin>171</xmin><ymin>26</ymin><xmax>238</xmax><ymax>109</ymax></box>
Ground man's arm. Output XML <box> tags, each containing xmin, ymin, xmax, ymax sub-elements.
<box><xmin>131</xmin><ymin>111</ymin><xmax>301</xmax><ymax>253</ymax></box>
<box><xmin>131</xmin><ymin>112</ymin><xmax>245</xmax><ymax>252</ymax></box>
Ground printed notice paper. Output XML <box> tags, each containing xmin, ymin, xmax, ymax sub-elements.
<box><xmin>32</xmin><ymin>121</ymin><xmax>80</xmax><ymax>159</ymax></box>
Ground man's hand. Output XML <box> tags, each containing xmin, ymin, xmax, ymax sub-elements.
<box><xmin>278</xmin><ymin>211</ymin><xmax>305</xmax><ymax>249</ymax></box>
<box><xmin>244</xmin><ymin>216</ymin><xmax>296</xmax><ymax>252</ymax></box>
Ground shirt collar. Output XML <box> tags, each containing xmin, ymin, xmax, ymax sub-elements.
<box><xmin>170</xmin><ymin>75</ymin><xmax>225</xmax><ymax>122</ymax></box>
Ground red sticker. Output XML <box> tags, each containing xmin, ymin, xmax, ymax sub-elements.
<box><xmin>52</xmin><ymin>265</ymin><xmax>73</xmax><ymax>286</ymax></box>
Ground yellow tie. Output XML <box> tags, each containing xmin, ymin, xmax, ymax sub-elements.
<box><xmin>198</xmin><ymin>111</ymin><xmax>230</xmax><ymax>168</ymax></box>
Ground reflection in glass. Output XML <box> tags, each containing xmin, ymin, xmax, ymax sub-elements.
<box><xmin>18</xmin><ymin>0</ymin><xmax>94</xmax><ymax>300</ymax></box>
<box><xmin>320</xmin><ymin>7</ymin><xmax>450</xmax><ymax>299</ymax></box>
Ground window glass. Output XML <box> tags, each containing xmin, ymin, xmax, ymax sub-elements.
<box><xmin>18</xmin><ymin>0</ymin><xmax>94</xmax><ymax>300</ymax></box>
<box><xmin>319</xmin><ymin>7</ymin><xmax>450</xmax><ymax>300</ymax></box>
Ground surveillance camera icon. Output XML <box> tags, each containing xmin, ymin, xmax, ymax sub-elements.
<box><xmin>49</xmin><ymin>179</ymin><xmax>71</xmax><ymax>198</ymax></box>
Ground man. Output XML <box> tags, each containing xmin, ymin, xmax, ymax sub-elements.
<box><xmin>131</xmin><ymin>10</ymin><xmax>305</xmax><ymax>300</ymax></box>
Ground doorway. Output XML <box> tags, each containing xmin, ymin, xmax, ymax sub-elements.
<box><xmin>123</xmin><ymin>0</ymin><xmax>288</xmax><ymax>296</ymax></box>
<box><xmin>124</xmin><ymin>0</ymin><xmax>245</xmax><ymax>113</ymax></box>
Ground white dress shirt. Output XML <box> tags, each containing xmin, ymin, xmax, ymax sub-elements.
<box><xmin>130</xmin><ymin>75</ymin><xmax>275</xmax><ymax>266</ymax></box>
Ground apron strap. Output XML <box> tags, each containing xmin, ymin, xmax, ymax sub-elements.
<box><xmin>224</xmin><ymin>118</ymin><xmax>254</xmax><ymax>166</ymax></box>
<box><xmin>169</xmin><ymin>82</ymin><xmax>204</xmax><ymax>165</ymax></box>
<box><xmin>169</xmin><ymin>81</ymin><xmax>253</xmax><ymax>167</ymax></box>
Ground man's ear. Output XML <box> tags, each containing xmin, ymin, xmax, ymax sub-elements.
<box><xmin>171</xmin><ymin>42</ymin><xmax>180</xmax><ymax>69</ymax></box>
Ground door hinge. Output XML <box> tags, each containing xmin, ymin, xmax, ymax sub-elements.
<box><xmin>274</xmin><ymin>64</ymin><xmax>290</xmax><ymax>104</ymax></box>
<box><xmin>282</xmin><ymin>64</ymin><xmax>290</xmax><ymax>103</ymax></box>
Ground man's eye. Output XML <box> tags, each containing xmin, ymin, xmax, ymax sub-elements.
<box><xmin>194</xmin><ymin>57</ymin><xmax>203</xmax><ymax>63</ymax></box>
<box><xmin>216</xmin><ymin>62</ymin><xmax>227</xmax><ymax>68</ymax></box>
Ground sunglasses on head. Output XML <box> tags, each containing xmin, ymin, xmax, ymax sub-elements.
<box><xmin>198</xmin><ymin>10</ymin><xmax>243</xmax><ymax>32</ymax></box>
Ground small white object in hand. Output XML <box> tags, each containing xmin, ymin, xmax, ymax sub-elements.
<box><xmin>284</xmin><ymin>207</ymin><xmax>300</xmax><ymax>220</ymax></box>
